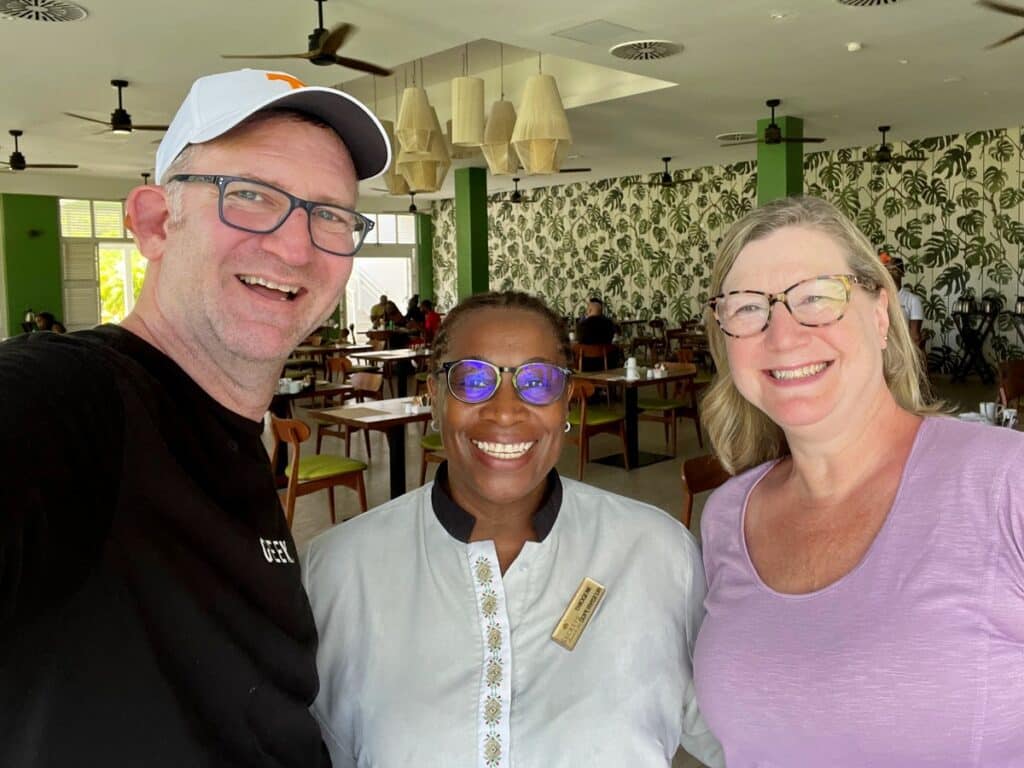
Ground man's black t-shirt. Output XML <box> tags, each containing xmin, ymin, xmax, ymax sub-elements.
<box><xmin>0</xmin><ymin>327</ymin><xmax>328</xmax><ymax>767</ymax></box>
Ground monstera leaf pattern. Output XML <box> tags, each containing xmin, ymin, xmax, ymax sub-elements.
<box><xmin>431</xmin><ymin>125</ymin><xmax>1024</xmax><ymax>370</ymax></box>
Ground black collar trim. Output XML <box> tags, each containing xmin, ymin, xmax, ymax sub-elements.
<box><xmin>430</xmin><ymin>462</ymin><xmax>562</xmax><ymax>544</ymax></box>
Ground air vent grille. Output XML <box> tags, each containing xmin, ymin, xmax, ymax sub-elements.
<box><xmin>836</xmin><ymin>0</ymin><xmax>897</xmax><ymax>6</ymax></box>
<box><xmin>609</xmin><ymin>40</ymin><xmax>683</xmax><ymax>61</ymax></box>
<box><xmin>0</xmin><ymin>0</ymin><xmax>88</xmax><ymax>21</ymax></box>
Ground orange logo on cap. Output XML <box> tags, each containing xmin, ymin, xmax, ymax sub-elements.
<box><xmin>266</xmin><ymin>73</ymin><xmax>306</xmax><ymax>90</ymax></box>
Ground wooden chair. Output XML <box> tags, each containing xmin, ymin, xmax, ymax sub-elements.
<box><xmin>566</xmin><ymin>381</ymin><xmax>629</xmax><ymax>480</ymax></box>
<box><xmin>418</xmin><ymin>431</ymin><xmax>446</xmax><ymax>485</ymax></box>
<box><xmin>637</xmin><ymin>375</ymin><xmax>704</xmax><ymax>455</ymax></box>
<box><xmin>315</xmin><ymin>372</ymin><xmax>384</xmax><ymax>455</ymax></box>
<box><xmin>680</xmin><ymin>453</ymin><xmax>730</xmax><ymax>530</ymax></box>
<box><xmin>997</xmin><ymin>359</ymin><xmax>1024</xmax><ymax>408</ymax></box>
<box><xmin>269</xmin><ymin>415</ymin><xmax>367</xmax><ymax>528</ymax></box>
<box><xmin>574</xmin><ymin>342</ymin><xmax>617</xmax><ymax>403</ymax></box>
<box><xmin>632</xmin><ymin>318</ymin><xmax>667</xmax><ymax>364</ymax></box>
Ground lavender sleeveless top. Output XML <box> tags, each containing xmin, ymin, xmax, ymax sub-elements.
<box><xmin>694</xmin><ymin>417</ymin><xmax>1024</xmax><ymax>767</ymax></box>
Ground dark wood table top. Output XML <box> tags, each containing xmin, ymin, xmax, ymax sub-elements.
<box><xmin>572</xmin><ymin>362</ymin><xmax>696</xmax><ymax>387</ymax></box>
<box><xmin>271</xmin><ymin>381</ymin><xmax>352</xmax><ymax>403</ymax></box>
<box><xmin>291</xmin><ymin>343</ymin><xmax>374</xmax><ymax>356</ymax></box>
<box><xmin>348</xmin><ymin>348</ymin><xmax>432</xmax><ymax>363</ymax></box>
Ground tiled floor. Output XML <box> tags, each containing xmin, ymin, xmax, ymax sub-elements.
<box><xmin>276</xmin><ymin>373</ymin><xmax>992</xmax><ymax>768</ymax></box>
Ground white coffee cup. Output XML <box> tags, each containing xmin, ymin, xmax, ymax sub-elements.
<box><xmin>1002</xmin><ymin>407</ymin><xmax>1018</xmax><ymax>429</ymax></box>
<box><xmin>979</xmin><ymin>401</ymin><xmax>1001</xmax><ymax>423</ymax></box>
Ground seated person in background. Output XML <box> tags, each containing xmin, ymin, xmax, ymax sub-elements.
<box><xmin>405</xmin><ymin>293</ymin><xmax>424</xmax><ymax>326</ymax></box>
<box><xmin>51</xmin><ymin>320</ymin><xmax>66</xmax><ymax>334</ymax></box>
<box><xmin>885</xmin><ymin>254</ymin><xmax>924</xmax><ymax>348</ymax></box>
<box><xmin>370</xmin><ymin>294</ymin><xmax>389</xmax><ymax>328</ymax></box>
<box><xmin>34</xmin><ymin>312</ymin><xmax>57</xmax><ymax>332</ymax></box>
<box><xmin>383</xmin><ymin>301</ymin><xmax>405</xmax><ymax>327</ymax></box>
<box><xmin>304</xmin><ymin>290</ymin><xmax>723</xmax><ymax>768</ymax></box>
<box><xmin>575</xmin><ymin>297</ymin><xmax>620</xmax><ymax>368</ymax></box>
<box><xmin>420</xmin><ymin>299</ymin><xmax>441</xmax><ymax>342</ymax></box>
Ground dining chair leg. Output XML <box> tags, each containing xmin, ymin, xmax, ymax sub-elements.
<box><xmin>576</xmin><ymin>435</ymin><xmax>585</xmax><ymax>481</ymax></box>
<box><xmin>316</xmin><ymin>424</ymin><xmax>325</xmax><ymax>454</ymax></box>
<box><xmin>419</xmin><ymin>454</ymin><xmax>428</xmax><ymax>486</ymax></box>
<box><xmin>619</xmin><ymin>424</ymin><xmax>631</xmax><ymax>471</ymax></box>
<box><xmin>328</xmin><ymin>486</ymin><xmax>336</xmax><ymax>525</ymax></box>
<box><xmin>357</xmin><ymin>472</ymin><xmax>367</xmax><ymax>512</ymax></box>
<box><xmin>344</xmin><ymin>430</ymin><xmax>352</xmax><ymax>457</ymax></box>
<box><xmin>362</xmin><ymin>428</ymin><xmax>372</xmax><ymax>460</ymax></box>
<box><xmin>669</xmin><ymin>415</ymin><xmax>678</xmax><ymax>458</ymax></box>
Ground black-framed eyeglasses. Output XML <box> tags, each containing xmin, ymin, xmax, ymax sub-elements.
<box><xmin>436</xmin><ymin>359</ymin><xmax>573</xmax><ymax>406</ymax></box>
<box><xmin>708</xmin><ymin>274</ymin><xmax>879</xmax><ymax>338</ymax></box>
<box><xmin>166</xmin><ymin>174</ymin><xmax>374</xmax><ymax>257</ymax></box>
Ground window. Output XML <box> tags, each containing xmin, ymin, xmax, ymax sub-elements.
<box><xmin>60</xmin><ymin>198</ymin><xmax>126</xmax><ymax>239</ymax></box>
<box><xmin>362</xmin><ymin>213</ymin><xmax>418</xmax><ymax>246</ymax></box>
<box><xmin>345</xmin><ymin>257</ymin><xmax>413</xmax><ymax>333</ymax></box>
<box><xmin>98</xmin><ymin>243</ymin><xmax>146</xmax><ymax>323</ymax></box>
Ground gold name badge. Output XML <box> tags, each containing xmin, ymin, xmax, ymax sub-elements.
<box><xmin>551</xmin><ymin>577</ymin><xmax>606</xmax><ymax>651</ymax></box>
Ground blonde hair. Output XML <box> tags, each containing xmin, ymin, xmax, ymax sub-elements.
<box><xmin>702</xmin><ymin>195</ymin><xmax>943</xmax><ymax>474</ymax></box>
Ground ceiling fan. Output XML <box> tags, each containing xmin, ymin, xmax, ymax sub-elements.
<box><xmin>500</xmin><ymin>178</ymin><xmax>533</xmax><ymax>205</ymax></box>
<box><xmin>721</xmin><ymin>99</ymin><xmax>826</xmax><ymax>146</ymax></box>
<box><xmin>978</xmin><ymin>0</ymin><xmax>1024</xmax><ymax>48</ymax></box>
<box><xmin>64</xmin><ymin>80</ymin><xmax>169</xmax><ymax>135</ymax></box>
<box><xmin>851</xmin><ymin>125</ymin><xmax>926</xmax><ymax>165</ymax></box>
<box><xmin>406</xmin><ymin>192</ymin><xmax>418</xmax><ymax>213</ymax></box>
<box><xmin>624</xmin><ymin>156</ymin><xmax>699</xmax><ymax>188</ymax></box>
<box><xmin>222</xmin><ymin>0</ymin><xmax>391</xmax><ymax>76</ymax></box>
<box><xmin>1</xmin><ymin>130</ymin><xmax>78</xmax><ymax>172</ymax></box>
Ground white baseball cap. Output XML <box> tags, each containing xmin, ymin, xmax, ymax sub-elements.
<box><xmin>155</xmin><ymin>68</ymin><xmax>391</xmax><ymax>183</ymax></box>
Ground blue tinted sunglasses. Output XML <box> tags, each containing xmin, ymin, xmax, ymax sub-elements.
<box><xmin>437</xmin><ymin>359</ymin><xmax>572</xmax><ymax>406</ymax></box>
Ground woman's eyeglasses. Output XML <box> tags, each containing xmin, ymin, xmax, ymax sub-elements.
<box><xmin>708</xmin><ymin>274</ymin><xmax>878</xmax><ymax>338</ymax></box>
<box><xmin>436</xmin><ymin>359</ymin><xmax>572</xmax><ymax>406</ymax></box>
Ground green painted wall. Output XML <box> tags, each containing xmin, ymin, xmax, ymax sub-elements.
<box><xmin>756</xmin><ymin>115</ymin><xmax>804</xmax><ymax>205</ymax></box>
<box><xmin>454</xmin><ymin>166</ymin><xmax>489</xmax><ymax>299</ymax></box>
<box><xmin>2</xmin><ymin>194</ymin><xmax>61</xmax><ymax>334</ymax></box>
<box><xmin>415</xmin><ymin>212</ymin><xmax>434</xmax><ymax>301</ymax></box>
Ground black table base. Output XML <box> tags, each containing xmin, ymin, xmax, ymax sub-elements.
<box><xmin>594</xmin><ymin>450</ymin><xmax>674</xmax><ymax>470</ymax></box>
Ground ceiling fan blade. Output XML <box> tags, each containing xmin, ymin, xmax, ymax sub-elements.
<box><xmin>27</xmin><ymin>163</ymin><xmax>79</xmax><ymax>169</ymax></box>
<box><xmin>896</xmin><ymin>154</ymin><xmax>927</xmax><ymax>162</ymax></box>
<box><xmin>986</xmin><ymin>26</ymin><xmax>1024</xmax><ymax>48</ymax></box>
<box><xmin>132</xmin><ymin>124</ymin><xmax>170</xmax><ymax>131</ymax></box>
<box><xmin>221</xmin><ymin>52</ymin><xmax>315</xmax><ymax>60</ymax></box>
<box><xmin>328</xmin><ymin>54</ymin><xmax>392</xmax><ymax>76</ymax></box>
<box><xmin>558</xmin><ymin>167</ymin><xmax>591</xmax><ymax>173</ymax></box>
<box><xmin>64</xmin><ymin>112</ymin><xmax>111</xmax><ymax>127</ymax></box>
<box><xmin>720</xmin><ymin>139</ymin><xmax>760</xmax><ymax>146</ymax></box>
<box><xmin>978</xmin><ymin>0</ymin><xmax>1024</xmax><ymax>19</ymax></box>
<box><xmin>780</xmin><ymin>136</ymin><xmax>826</xmax><ymax>144</ymax></box>
<box><xmin>318</xmin><ymin>23</ymin><xmax>353</xmax><ymax>56</ymax></box>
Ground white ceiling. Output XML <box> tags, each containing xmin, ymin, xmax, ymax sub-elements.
<box><xmin>1</xmin><ymin>0</ymin><xmax>1022</xmax><ymax>204</ymax></box>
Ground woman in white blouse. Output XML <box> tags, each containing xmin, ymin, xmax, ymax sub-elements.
<box><xmin>303</xmin><ymin>291</ymin><xmax>722</xmax><ymax>768</ymax></box>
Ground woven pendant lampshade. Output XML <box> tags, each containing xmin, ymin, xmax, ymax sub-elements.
<box><xmin>379</xmin><ymin>119</ymin><xmax>410</xmax><ymax>195</ymax></box>
<box><xmin>447</xmin><ymin>119</ymin><xmax>481</xmax><ymax>160</ymax></box>
<box><xmin>450</xmin><ymin>75</ymin><xmax>485</xmax><ymax>147</ymax></box>
<box><xmin>395</xmin><ymin>86</ymin><xmax>435</xmax><ymax>153</ymax></box>
<box><xmin>481</xmin><ymin>99</ymin><xmax>519</xmax><ymax>176</ymax></box>
<box><xmin>511</xmin><ymin>74</ymin><xmax>572</xmax><ymax>174</ymax></box>
<box><xmin>397</xmin><ymin>107</ymin><xmax>450</xmax><ymax>192</ymax></box>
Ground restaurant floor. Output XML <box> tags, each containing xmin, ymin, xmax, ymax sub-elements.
<box><xmin>277</xmin><ymin>373</ymin><xmax>991</xmax><ymax>768</ymax></box>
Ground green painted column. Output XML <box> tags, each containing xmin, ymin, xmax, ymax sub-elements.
<box><xmin>2</xmin><ymin>194</ymin><xmax>61</xmax><ymax>333</ymax></box>
<box><xmin>415</xmin><ymin>212</ymin><xmax>434</xmax><ymax>301</ymax></box>
<box><xmin>455</xmin><ymin>166</ymin><xmax>488</xmax><ymax>299</ymax></box>
<box><xmin>757</xmin><ymin>115</ymin><xmax>804</xmax><ymax>206</ymax></box>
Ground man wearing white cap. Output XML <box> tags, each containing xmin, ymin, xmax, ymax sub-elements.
<box><xmin>0</xmin><ymin>69</ymin><xmax>390</xmax><ymax>767</ymax></box>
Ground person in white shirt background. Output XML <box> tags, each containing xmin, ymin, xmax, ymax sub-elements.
<box><xmin>302</xmin><ymin>290</ymin><xmax>723</xmax><ymax>768</ymax></box>
<box><xmin>885</xmin><ymin>254</ymin><xmax>924</xmax><ymax>349</ymax></box>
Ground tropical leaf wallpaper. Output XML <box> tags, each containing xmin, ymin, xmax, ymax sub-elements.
<box><xmin>431</xmin><ymin>124</ymin><xmax>1024</xmax><ymax>372</ymax></box>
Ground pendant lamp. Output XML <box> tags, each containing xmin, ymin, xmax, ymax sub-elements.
<box><xmin>511</xmin><ymin>73</ymin><xmax>572</xmax><ymax>174</ymax></box>
<box><xmin>379</xmin><ymin>119</ymin><xmax>410</xmax><ymax>195</ymax></box>
<box><xmin>395</xmin><ymin>85</ymin><xmax>434</xmax><ymax>154</ymax></box>
<box><xmin>481</xmin><ymin>100</ymin><xmax>518</xmax><ymax>176</ymax></box>
<box><xmin>447</xmin><ymin>119</ymin><xmax>481</xmax><ymax>159</ymax></box>
<box><xmin>397</xmin><ymin>106</ymin><xmax>450</xmax><ymax>192</ymax></box>
<box><xmin>450</xmin><ymin>75</ymin><xmax>484</xmax><ymax>147</ymax></box>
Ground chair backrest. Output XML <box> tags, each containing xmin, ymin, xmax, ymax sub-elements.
<box><xmin>649</xmin><ymin>318</ymin><xmax>667</xmax><ymax>338</ymax></box>
<box><xmin>569</xmin><ymin>380</ymin><xmax>596</xmax><ymax>423</ymax></box>
<box><xmin>676</xmin><ymin>347</ymin><xmax>696</xmax><ymax>364</ymax></box>
<box><xmin>575</xmin><ymin>343</ymin><xmax>612</xmax><ymax>370</ymax></box>
<box><xmin>350</xmin><ymin>372</ymin><xmax>384</xmax><ymax>400</ymax></box>
<box><xmin>680</xmin><ymin>453</ymin><xmax>730</xmax><ymax>528</ymax></box>
<box><xmin>998</xmin><ymin>360</ymin><xmax>1024</xmax><ymax>407</ymax></box>
<box><xmin>326</xmin><ymin>356</ymin><xmax>350</xmax><ymax>382</ymax></box>
<box><xmin>304</xmin><ymin>334</ymin><xmax>323</xmax><ymax>347</ymax></box>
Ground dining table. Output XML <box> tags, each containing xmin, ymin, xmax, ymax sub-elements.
<box><xmin>308</xmin><ymin>397</ymin><xmax>433</xmax><ymax>500</ymax></box>
<box><xmin>289</xmin><ymin>342</ymin><xmax>375</xmax><ymax>377</ymax></box>
<box><xmin>348</xmin><ymin>348</ymin><xmax>432</xmax><ymax>397</ymax></box>
<box><xmin>572</xmin><ymin>362</ymin><xmax>697</xmax><ymax>469</ymax></box>
<box><xmin>363</xmin><ymin>328</ymin><xmax>413</xmax><ymax>350</ymax></box>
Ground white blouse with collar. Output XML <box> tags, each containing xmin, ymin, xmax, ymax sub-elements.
<box><xmin>302</xmin><ymin>473</ymin><xmax>723</xmax><ymax>768</ymax></box>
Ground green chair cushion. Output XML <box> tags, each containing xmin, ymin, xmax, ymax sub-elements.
<box><xmin>421</xmin><ymin>432</ymin><xmax>444</xmax><ymax>450</ymax></box>
<box><xmin>568</xmin><ymin>407</ymin><xmax>623</xmax><ymax>427</ymax></box>
<box><xmin>415</xmin><ymin>371</ymin><xmax>431</xmax><ymax>382</ymax></box>
<box><xmin>288</xmin><ymin>454</ymin><xmax>366</xmax><ymax>481</ymax></box>
<box><xmin>638</xmin><ymin>397</ymin><xmax>688</xmax><ymax>411</ymax></box>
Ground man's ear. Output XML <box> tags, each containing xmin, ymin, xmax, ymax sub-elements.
<box><xmin>124</xmin><ymin>184</ymin><xmax>172</xmax><ymax>263</ymax></box>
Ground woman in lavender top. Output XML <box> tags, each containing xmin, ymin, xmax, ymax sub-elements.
<box><xmin>693</xmin><ymin>195</ymin><xmax>1024</xmax><ymax>767</ymax></box>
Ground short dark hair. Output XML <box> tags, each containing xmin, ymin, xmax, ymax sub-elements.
<box><xmin>430</xmin><ymin>291</ymin><xmax>571</xmax><ymax>371</ymax></box>
<box><xmin>588</xmin><ymin>297</ymin><xmax>604</xmax><ymax>306</ymax></box>
<box><xmin>420</xmin><ymin>299</ymin><xmax>434</xmax><ymax>311</ymax></box>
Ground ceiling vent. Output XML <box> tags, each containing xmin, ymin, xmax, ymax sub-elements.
<box><xmin>836</xmin><ymin>0</ymin><xmax>897</xmax><ymax>6</ymax></box>
<box><xmin>609</xmin><ymin>40</ymin><xmax>683</xmax><ymax>61</ymax></box>
<box><xmin>0</xmin><ymin>0</ymin><xmax>88</xmax><ymax>21</ymax></box>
